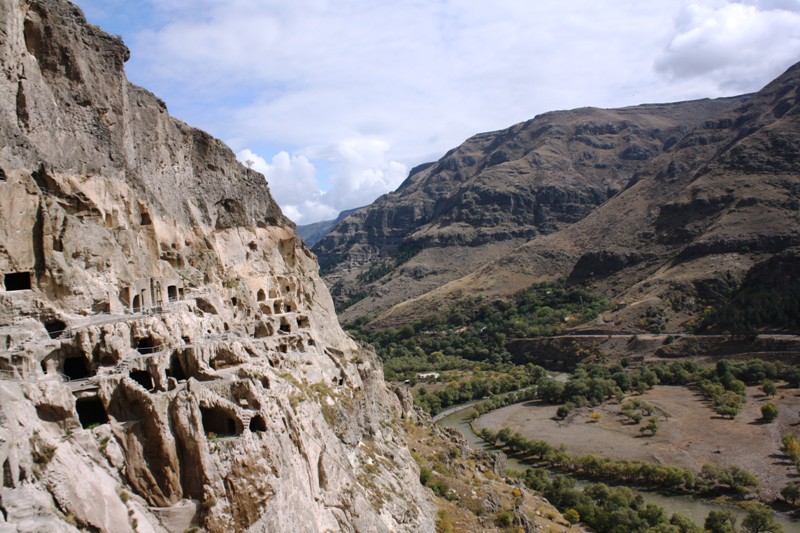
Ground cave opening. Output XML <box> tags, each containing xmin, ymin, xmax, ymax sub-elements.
<box><xmin>200</xmin><ymin>406</ymin><xmax>238</xmax><ymax>437</ymax></box>
<box><xmin>63</xmin><ymin>356</ymin><xmax>91</xmax><ymax>380</ymax></box>
<box><xmin>75</xmin><ymin>397</ymin><xmax>108</xmax><ymax>428</ymax></box>
<box><xmin>257</xmin><ymin>289</ymin><xmax>266</xmax><ymax>302</ymax></box>
<box><xmin>167</xmin><ymin>285</ymin><xmax>178</xmax><ymax>302</ymax></box>
<box><xmin>129</xmin><ymin>370</ymin><xmax>154</xmax><ymax>391</ymax></box>
<box><xmin>136</xmin><ymin>337</ymin><xmax>159</xmax><ymax>355</ymax></box>
<box><xmin>167</xmin><ymin>354</ymin><xmax>187</xmax><ymax>381</ymax></box>
<box><xmin>44</xmin><ymin>319</ymin><xmax>67</xmax><ymax>339</ymax></box>
<box><xmin>279</xmin><ymin>319</ymin><xmax>291</xmax><ymax>333</ymax></box>
<box><xmin>132</xmin><ymin>294</ymin><xmax>141</xmax><ymax>313</ymax></box>
<box><xmin>3</xmin><ymin>459</ymin><xmax>13</xmax><ymax>488</ymax></box>
<box><xmin>3</xmin><ymin>272</ymin><xmax>31</xmax><ymax>291</ymax></box>
<box><xmin>249</xmin><ymin>415</ymin><xmax>267</xmax><ymax>432</ymax></box>
<box><xmin>273</xmin><ymin>301</ymin><xmax>281</xmax><ymax>314</ymax></box>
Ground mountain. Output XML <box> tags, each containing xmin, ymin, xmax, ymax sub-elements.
<box><xmin>313</xmin><ymin>97</ymin><xmax>746</xmax><ymax>323</ymax></box>
<box><xmin>0</xmin><ymin>1</ymin><xmax>434</xmax><ymax>530</ymax></box>
<box><xmin>371</xmin><ymin>61</ymin><xmax>800</xmax><ymax>335</ymax></box>
<box><xmin>296</xmin><ymin>207</ymin><xmax>362</xmax><ymax>247</ymax></box>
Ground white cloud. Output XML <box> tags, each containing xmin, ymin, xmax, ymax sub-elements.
<box><xmin>324</xmin><ymin>140</ymin><xmax>409</xmax><ymax>211</ymax></box>
<box><xmin>74</xmin><ymin>0</ymin><xmax>800</xmax><ymax>223</ymax></box>
<box><xmin>238</xmin><ymin>140</ymin><xmax>407</xmax><ymax>223</ymax></box>
<box><xmin>655</xmin><ymin>1</ymin><xmax>800</xmax><ymax>92</ymax></box>
<box><xmin>236</xmin><ymin>149</ymin><xmax>338</xmax><ymax>224</ymax></box>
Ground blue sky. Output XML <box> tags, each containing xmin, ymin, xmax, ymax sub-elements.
<box><xmin>72</xmin><ymin>0</ymin><xmax>800</xmax><ymax>223</ymax></box>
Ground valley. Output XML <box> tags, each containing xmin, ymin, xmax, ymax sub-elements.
<box><xmin>306</xmin><ymin>58</ymin><xmax>800</xmax><ymax>531</ymax></box>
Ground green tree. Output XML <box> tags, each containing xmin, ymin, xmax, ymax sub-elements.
<box><xmin>563</xmin><ymin>508</ymin><xmax>580</xmax><ymax>524</ymax></box>
<box><xmin>556</xmin><ymin>404</ymin><xmax>572</xmax><ymax>420</ymax></box>
<box><xmin>762</xmin><ymin>380</ymin><xmax>777</xmax><ymax>397</ymax></box>
<box><xmin>640</xmin><ymin>417</ymin><xmax>660</xmax><ymax>437</ymax></box>
<box><xmin>670</xmin><ymin>513</ymin><xmax>701</xmax><ymax>532</ymax></box>
<box><xmin>741</xmin><ymin>506</ymin><xmax>782</xmax><ymax>533</ymax></box>
<box><xmin>704</xmin><ymin>510</ymin><xmax>736</xmax><ymax>533</ymax></box>
<box><xmin>714</xmin><ymin>391</ymin><xmax>743</xmax><ymax>419</ymax></box>
<box><xmin>761</xmin><ymin>403</ymin><xmax>779</xmax><ymax>422</ymax></box>
<box><xmin>781</xmin><ymin>481</ymin><xmax>800</xmax><ymax>504</ymax></box>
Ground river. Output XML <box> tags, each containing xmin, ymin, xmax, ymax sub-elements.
<box><xmin>436</xmin><ymin>406</ymin><xmax>800</xmax><ymax>531</ymax></box>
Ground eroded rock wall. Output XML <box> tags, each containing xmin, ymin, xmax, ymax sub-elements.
<box><xmin>0</xmin><ymin>1</ymin><xmax>433</xmax><ymax>531</ymax></box>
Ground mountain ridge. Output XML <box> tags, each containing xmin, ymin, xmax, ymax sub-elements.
<box><xmin>313</xmin><ymin>94</ymin><xmax>751</xmax><ymax>324</ymax></box>
<box><xmin>372</xmin><ymin>60</ymin><xmax>800</xmax><ymax>335</ymax></box>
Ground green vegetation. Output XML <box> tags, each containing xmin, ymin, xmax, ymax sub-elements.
<box><xmin>514</xmin><ymin>470</ymin><xmax>698</xmax><ymax>533</ymax></box>
<box><xmin>413</xmin><ymin>364</ymin><xmax>545</xmax><ymax>414</ymax></box>
<box><xmin>700</xmin><ymin>271</ymin><xmax>800</xmax><ymax>333</ymax></box>
<box><xmin>705</xmin><ymin>510</ymin><xmax>737</xmax><ymax>533</ymax></box>
<box><xmin>760</xmin><ymin>403</ymin><xmax>778</xmax><ymax>422</ymax></box>
<box><xmin>479</xmin><ymin>426</ymin><xmax>759</xmax><ymax>497</ymax></box>
<box><xmin>348</xmin><ymin>281</ymin><xmax>609</xmax><ymax>376</ymax></box>
<box><xmin>741</xmin><ymin>505</ymin><xmax>783</xmax><ymax>533</ymax></box>
<box><xmin>780</xmin><ymin>481</ymin><xmax>800</xmax><ymax>504</ymax></box>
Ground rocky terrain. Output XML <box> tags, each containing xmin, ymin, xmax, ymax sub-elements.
<box><xmin>315</xmin><ymin>61</ymin><xmax>800</xmax><ymax>342</ymax></box>
<box><xmin>313</xmin><ymin>97</ymin><xmax>744</xmax><ymax>322</ymax></box>
<box><xmin>0</xmin><ymin>1</ymin><xmax>442</xmax><ymax>531</ymax></box>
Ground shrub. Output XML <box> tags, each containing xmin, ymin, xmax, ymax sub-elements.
<box><xmin>419</xmin><ymin>466</ymin><xmax>432</xmax><ymax>486</ymax></box>
<box><xmin>495</xmin><ymin>510</ymin><xmax>514</xmax><ymax>527</ymax></box>
<box><xmin>564</xmin><ymin>508</ymin><xmax>580</xmax><ymax>524</ymax></box>
<box><xmin>781</xmin><ymin>481</ymin><xmax>800</xmax><ymax>504</ymax></box>
<box><xmin>761</xmin><ymin>403</ymin><xmax>779</xmax><ymax>422</ymax></box>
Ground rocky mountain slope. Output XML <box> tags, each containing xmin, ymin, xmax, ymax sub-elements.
<box><xmin>297</xmin><ymin>207</ymin><xmax>361</xmax><ymax>248</ymax></box>
<box><xmin>314</xmin><ymin>96</ymin><xmax>745</xmax><ymax>323</ymax></box>
<box><xmin>376</xmin><ymin>61</ymin><xmax>800</xmax><ymax>335</ymax></box>
<box><xmin>0</xmin><ymin>1</ymin><xmax>437</xmax><ymax>531</ymax></box>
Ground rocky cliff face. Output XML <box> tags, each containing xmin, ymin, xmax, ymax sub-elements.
<box><xmin>379</xmin><ymin>61</ymin><xmax>800</xmax><ymax>334</ymax></box>
<box><xmin>313</xmin><ymin>98</ymin><xmax>743</xmax><ymax>324</ymax></box>
<box><xmin>0</xmin><ymin>1</ymin><xmax>433</xmax><ymax>531</ymax></box>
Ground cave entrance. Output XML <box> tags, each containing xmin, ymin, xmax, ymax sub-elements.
<box><xmin>132</xmin><ymin>294</ymin><xmax>142</xmax><ymax>313</ymax></box>
<box><xmin>167</xmin><ymin>354</ymin><xmax>187</xmax><ymax>381</ymax></box>
<box><xmin>257</xmin><ymin>289</ymin><xmax>266</xmax><ymax>302</ymax></box>
<box><xmin>136</xmin><ymin>337</ymin><xmax>159</xmax><ymax>355</ymax></box>
<box><xmin>3</xmin><ymin>272</ymin><xmax>31</xmax><ymax>291</ymax></box>
<box><xmin>167</xmin><ymin>285</ymin><xmax>178</xmax><ymax>302</ymax></box>
<box><xmin>200</xmin><ymin>406</ymin><xmax>238</xmax><ymax>437</ymax></box>
<box><xmin>249</xmin><ymin>415</ymin><xmax>267</xmax><ymax>432</ymax></box>
<box><xmin>75</xmin><ymin>397</ymin><xmax>108</xmax><ymax>428</ymax></box>
<box><xmin>44</xmin><ymin>319</ymin><xmax>67</xmax><ymax>339</ymax></box>
<box><xmin>63</xmin><ymin>357</ymin><xmax>91</xmax><ymax>380</ymax></box>
<box><xmin>129</xmin><ymin>370</ymin><xmax>154</xmax><ymax>391</ymax></box>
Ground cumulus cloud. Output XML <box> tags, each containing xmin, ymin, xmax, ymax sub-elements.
<box><xmin>237</xmin><ymin>141</ymin><xmax>407</xmax><ymax>223</ymax></box>
<box><xmin>656</xmin><ymin>1</ymin><xmax>800</xmax><ymax>92</ymax></box>
<box><xmin>323</xmin><ymin>139</ymin><xmax>409</xmax><ymax>211</ymax></box>
<box><xmin>74</xmin><ymin>0</ymin><xmax>800</xmax><ymax>223</ymax></box>
<box><xmin>236</xmin><ymin>149</ymin><xmax>338</xmax><ymax>224</ymax></box>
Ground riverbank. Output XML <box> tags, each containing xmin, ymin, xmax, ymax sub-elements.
<box><xmin>437</xmin><ymin>404</ymin><xmax>800</xmax><ymax>531</ymax></box>
<box><xmin>472</xmin><ymin>384</ymin><xmax>800</xmax><ymax>502</ymax></box>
